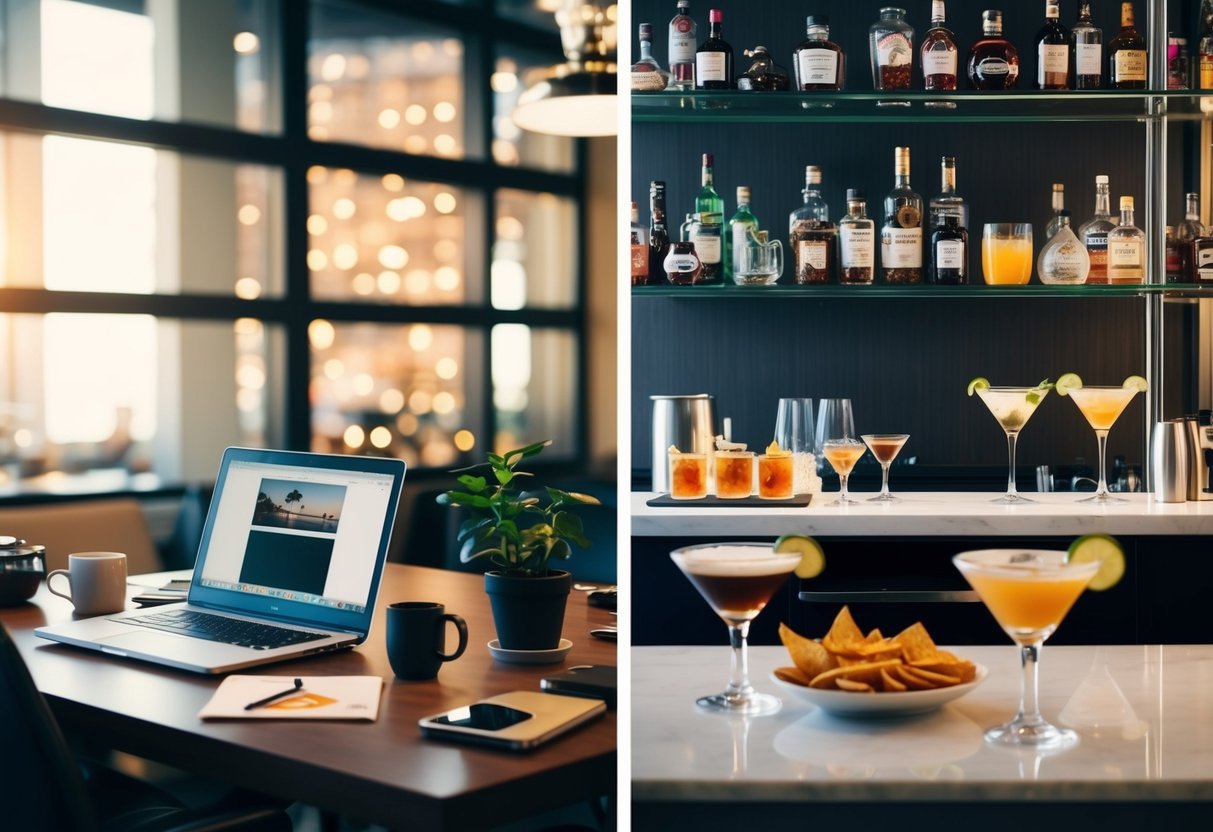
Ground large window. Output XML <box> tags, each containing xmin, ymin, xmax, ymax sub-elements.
<box><xmin>0</xmin><ymin>0</ymin><xmax>587</xmax><ymax>492</ymax></box>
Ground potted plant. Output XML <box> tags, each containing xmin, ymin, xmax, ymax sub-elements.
<box><xmin>437</xmin><ymin>440</ymin><xmax>600</xmax><ymax>651</ymax></box>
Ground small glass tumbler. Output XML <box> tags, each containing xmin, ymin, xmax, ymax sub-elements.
<box><xmin>982</xmin><ymin>223</ymin><xmax>1033</xmax><ymax>285</ymax></box>
<box><xmin>715</xmin><ymin>451</ymin><xmax>755</xmax><ymax>499</ymax></box>
<box><xmin>758</xmin><ymin>451</ymin><xmax>794</xmax><ymax>499</ymax></box>
<box><xmin>669</xmin><ymin>450</ymin><xmax>708</xmax><ymax>499</ymax></box>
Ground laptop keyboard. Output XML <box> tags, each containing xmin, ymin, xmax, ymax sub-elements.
<box><xmin>125</xmin><ymin>609</ymin><xmax>329</xmax><ymax>650</ymax></box>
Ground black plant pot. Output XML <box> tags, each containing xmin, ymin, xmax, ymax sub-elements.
<box><xmin>484</xmin><ymin>569</ymin><xmax>571</xmax><ymax>651</ymax></box>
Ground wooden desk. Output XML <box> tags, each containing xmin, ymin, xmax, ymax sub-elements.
<box><xmin>2</xmin><ymin>565</ymin><xmax>617</xmax><ymax>831</ymax></box>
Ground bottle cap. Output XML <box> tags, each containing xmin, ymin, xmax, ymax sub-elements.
<box><xmin>941</xmin><ymin>155</ymin><xmax>956</xmax><ymax>165</ymax></box>
<box><xmin>709</xmin><ymin>9</ymin><xmax>722</xmax><ymax>23</ymax></box>
<box><xmin>1059</xmin><ymin>209</ymin><xmax>1072</xmax><ymax>218</ymax></box>
<box><xmin>650</xmin><ymin>179</ymin><xmax>665</xmax><ymax>193</ymax></box>
<box><xmin>982</xmin><ymin>9</ymin><xmax>1003</xmax><ymax>30</ymax></box>
<box><xmin>677</xmin><ymin>0</ymin><xmax>690</xmax><ymax>9</ymax></box>
<box><xmin>1187</xmin><ymin>191</ymin><xmax>1199</xmax><ymax>199</ymax></box>
<box><xmin>1120</xmin><ymin>196</ymin><xmax>1135</xmax><ymax>210</ymax></box>
<box><xmin>702</xmin><ymin>153</ymin><xmax>714</xmax><ymax>166</ymax></box>
<box><xmin>806</xmin><ymin>15</ymin><xmax>829</xmax><ymax>26</ymax></box>
<box><xmin>639</xmin><ymin>23</ymin><xmax>652</xmax><ymax>39</ymax></box>
<box><xmin>846</xmin><ymin>188</ymin><xmax>865</xmax><ymax>200</ymax></box>
<box><xmin>805</xmin><ymin>165</ymin><xmax>822</xmax><ymax>185</ymax></box>
<box><xmin>736</xmin><ymin>186</ymin><xmax>751</xmax><ymax>203</ymax></box>
<box><xmin>631</xmin><ymin>201</ymin><xmax>639</xmax><ymax>219</ymax></box>
<box><xmin>1096</xmin><ymin>174</ymin><xmax>1109</xmax><ymax>184</ymax></box>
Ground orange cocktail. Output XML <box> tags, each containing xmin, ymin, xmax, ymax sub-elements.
<box><xmin>715</xmin><ymin>451</ymin><xmax>754</xmax><ymax>499</ymax></box>
<box><xmin>668</xmin><ymin>447</ymin><xmax>708</xmax><ymax>499</ymax></box>
<box><xmin>959</xmin><ymin>568</ymin><xmax>1091</xmax><ymax>635</ymax></box>
<box><xmin>758</xmin><ymin>442</ymin><xmax>794</xmax><ymax>499</ymax></box>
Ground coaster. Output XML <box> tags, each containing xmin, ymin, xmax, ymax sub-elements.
<box><xmin>645</xmin><ymin>493</ymin><xmax>813</xmax><ymax>508</ymax></box>
<box><xmin>487</xmin><ymin>638</ymin><xmax>573</xmax><ymax>665</ymax></box>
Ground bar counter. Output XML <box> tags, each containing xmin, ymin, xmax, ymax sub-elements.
<box><xmin>632</xmin><ymin>644</ymin><xmax>1213</xmax><ymax>828</ymax></box>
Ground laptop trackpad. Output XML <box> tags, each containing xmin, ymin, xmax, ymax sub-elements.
<box><xmin>98</xmin><ymin>630</ymin><xmax>196</xmax><ymax>655</ymax></box>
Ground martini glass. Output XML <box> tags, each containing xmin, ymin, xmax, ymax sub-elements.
<box><xmin>822</xmin><ymin>439</ymin><xmax>865</xmax><ymax>504</ymax></box>
<box><xmin>670</xmin><ymin>543</ymin><xmax>801</xmax><ymax>716</ymax></box>
<box><xmin>861</xmin><ymin>434</ymin><xmax>910</xmax><ymax>501</ymax></box>
<box><xmin>975</xmin><ymin>385</ymin><xmax>1050</xmax><ymax>504</ymax></box>
<box><xmin>1066</xmin><ymin>386</ymin><xmax>1139</xmax><ymax>504</ymax></box>
<box><xmin>954</xmin><ymin>549</ymin><xmax>1099</xmax><ymax>750</ymax></box>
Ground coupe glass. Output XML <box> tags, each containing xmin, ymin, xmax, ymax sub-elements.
<box><xmin>974</xmin><ymin>385</ymin><xmax>1050</xmax><ymax>504</ymax></box>
<box><xmin>861</xmin><ymin>434</ymin><xmax>910</xmax><ymax>501</ymax></box>
<box><xmin>1066</xmin><ymin>386</ymin><xmax>1140</xmax><ymax>503</ymax></box>
<box><xmin>670</xmin><ymin>543</ymin><xmax>801</xmax><ymax>716</ymax></box>
<box><xmin>773</xmin><ymin>397</ymin><xmax>815</xmax><ymax>494</ymax></box>
<box><xmin>982</xmin><ymin>223</ymin><xmax>1033</xmax><ymax>285</ymax></box>
<box><xmin>954</xmin><ymin>550</ymin><xmax>1099</xmax><ymax>750</ymax></box>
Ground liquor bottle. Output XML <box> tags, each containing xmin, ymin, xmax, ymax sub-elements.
<box><xmin>928</xmin><ymin>155</ymin><xmax>968</xmax><ymax>233</ymax></box>
<box><xmin>869</xmin><ymin>7</ymin><xmax>914</xmax><ymax>90</ymax></box>
<box><xmin>1107</xmin><ymin>2</ymin><xmax>1147</xmax><ymax>90</ymax></box>
<box><xmin>1193</xmin><ymin>234</ymin><xmax>1213</xmax><ymax>281</ymax></box>
<box><xmin>648</xmin><ymin>181</ymin><xmax>670</xmax><ymax>282</ymax></box>
<box><xmin>695</xmin><ymin>8</ymin><xmax>733</xmax><ymax>90</ymax></box>
<box><xmin>668</xmin><ymin>0</ymin><xmax>697</xmax><ymax>90</ymax></box>
<box><xmin>679</xmin><ymin>213</ymin><xmax>695</xmax><ymax>242</ymax></box>
<box><xmin>921</xmin><ymin>1</ymin><xmax>958</xmax><ymax>91</ymax></box>
<box><xmin>1174</xmin><ymin>191</ymin><xmax>1205</xmax><ymax>282</ymax></box>
<box><xmin>1072</xmin><ymin>2</ymin><xmax>1103</xmax><ymax>89</ymax></box>
<box><xmin>1044</xmin><ymin>183</ymin><xmax>1065</xmax><ymax>241</ymax></box>
<box><xmin>968</xmin><ymin>10</ymin><xmax>1019</xmax><ymax>90</ymax></box>
<box><xmin>632</xmin><ymin>23</ymin><xmax>671</xmax><ymax>91</ymax></box>
<box><xmin>1035</xmin><ymin>1</ymin><xmax>1070</xmax><ymax>89</ymax></box>
<box><xmin>930</xmin><ymin>216</ymin><xmax>967</xmax><ymax>284</ymax></box>
<box><xmin>630</xmin><ymin>202</ymin><xmax>649</xmax><ymax>285</ymax></box>
<box><xmin>1201</xmin><ymin>0</ymin><xmax>1213</xmax><ymax>89</ymax></box>
<box><xmin>1079</xmin><ymin>175</ymin><xmax>1115</xmax><ymax>284</ymax></box>
<box><xmin>1107</xmin><ymin>196</ymin><xmax>1145</xmax><ymax>284</ymax></box>
<box><xmin>728</xmin><ymin>187</ymin><xmax>760</xmax><ymax>281</ymax></box>
<box><xmin>693</xmin><ymin>154</ymin><xmax>725</xmax><ymax>281</ymax></box>
<box><xmin>1165</xmin><ymin>227</ymin><xmax>1185</xmax><ymax>283</ymax></box>
<box><xmin>1168</xmin><ymin>35</ymin><xmax>1190</xmax><ymax>89</ymax></box>
<box><xmin>838</xmin><ymin>189</ymin><xmax>875</xmax><ymax>285</ymax></box>
<box><xmin>1038</xmin><ymin>211</ymin><xmax>1090</xmax><ymax>284</ymax></box>
<box><xmin>793</xmin><ymin>15</ymin><xmax>845</xmax><ymax>91</ymax></box>
<box><xmin>881</xmin><ymin>147</ymin><xmax>924</xmax><ymax>284</ymax></box>
<box><xmin>789</xmin><ymin>165</ymin><xmax>835</xmax><ymax>284</ymax></box>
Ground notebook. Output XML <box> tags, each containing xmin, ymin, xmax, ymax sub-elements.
<box><xmin>36</xmin><ymin>447</ymin><xmax>406</xmax><ymax>674</ymax></box>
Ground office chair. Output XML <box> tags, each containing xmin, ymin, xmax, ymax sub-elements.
<box><xmin>0</xmin><ymin>624</ymin><xmax>291</xmax><ymax>832</ymax></box>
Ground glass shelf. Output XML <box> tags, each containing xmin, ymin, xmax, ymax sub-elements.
<box><xmin>631</xmin><ymin>89</ymin><xmax>1213</xmax><ymax>124</ymax></box>
<box><xmin>632</xmin><ymin>283</ymin><xmax>1213</xmax><ymax>299</ymax></box>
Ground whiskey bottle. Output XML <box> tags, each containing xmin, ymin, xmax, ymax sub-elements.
<box><xmin>1035</xmin><ymin>0</ymin><xmax>1070</xmax><ymax>89</ymax></box>
<box><xmin>1108</xmin><ymin>2</ymin><xmax>1147</xmax><ymax>90</ymax></box>
<box><xmin>967</xmin><ymin>10</ymin><xmax>1019</xmax><ymax>90</ymax></box>
<box><xmin>1193</xmin><ymin>234</ymin><xmax>1213</xmax><ymax>282</ymax></box>
<box><xmin>789</xmin><ymin>165</ymin><xmax>835</xmax><ymax>284</ymax></box>
<box><xmin>793</xmin><ymin>15</ymin><xmax>845</xmax><ymax>91</ymax></box>
<box><xmin>695</xmin><ymin>8</ymin><xmax>733</xmax><ymax>90</ymax></box>
<box><xmin>1079</xmin><ymin>175</ymin><xmax>1115</xmax><ymax>284</ymax></box>
<box><xmin>728</xmin><ymin>186</ymin><xmax>760</xmax><ymax>282</ymax></box>
<box><xmin>1072</xmin><ymin>2</ymin><xmax>1103</xmax><ymax>89</ymax></box>
<box><xmin>1174</xmin><ymin>191</ymin><xmax>1205</xmax><ymax>282</ymax></box>
<box><xmin>1201</xmin><ymin>0</ymin><xmax>1213</xmax><ymax>89</ymax></box>
<box><xmin>694</xmin><ymin>153</ymin><xmax>724</xmax><ymax>280</ymax></box>
<box><xmin>930</xmin><ymin>215</ymin><xmax>967</xmax><ymax>285</ymax></box>
<box><xmin>632</xmin><ymin>23</ymin><xmax>671</xmax><ymax>91</ymax></box>
<box><xmin>928</xmin><ymin>155</ymin><xmax>968</xmax><ymax>234</ymax></box>
<box><xmin>1044</xmin><ymin>183</ymin><xmax>1065</xmax><ymax>241</ymax></box>
<box><xmin>668</xmin><ymin>0</ymin><xmax>697</xmax><ymax>90</ymax></box>
<box><xmin>1166</xmin><ymin>227</ymin><xmax>1185</xmax><ymax>283</ymax></box>
<box><xmin>881</xmin><ymin>147</ymin><xmax>924</xmax><ymax>284</ymax></box>
<box><xmin>838</xmin><ymin>189</ymin><xmax>875</xmax><ymax>285</ymax></box>
<box><xmin>630</xmin><ymin>202</ymin><xmax>649</xmax><ymax>285</ymax></box>
<box><xmin>869</xmin><ymin>7</ymin><xmax>914</xmax><ymax>91</ymax></box>
<box><xmin>1038</xmin><ymin>212</ymin><xmax>1090</xmax><ymax>284</ymax></box>
<box><xmin>648</xmin><ymin>181</ymin><xmax>670</xmax><ymax>282</ymax></box>
<box><xmin>1107</xmin><ymin>196</ymin><xmax>1145</xmax><ymax>284</ymax></box>
<box><xmin>921</xmin><ymin>1</ymin><xmax>958</xmax><ymax>91</ymax></box>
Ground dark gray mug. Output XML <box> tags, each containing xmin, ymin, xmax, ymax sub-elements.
<box><xmin>385</xmin><ymin>601</ymin><xmax>468</xmax><ymax>680</ymax></box>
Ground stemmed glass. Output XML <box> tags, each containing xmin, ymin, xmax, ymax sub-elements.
<box><xmin>1064</xmin><ymin>383</ymin><xmax>1142</xmax><ymax>504</ymax></box>
<box><xmin>953</xmin><ymin>550</ymin><xmax>1099</xmax><ymax>750</ymax></box>
<box><xmin>861</xmin><ymin>434</ymin><xmax>910</xmax><ymax>501</ymax></box>
<box><xmin>773</xmin><ymin>398</ymin><xmax>815</xmax><ymax>494</ymax></box>
<box><xmin>670</xmin><ymin>543</ymin><xmax>801</xmax><ymax>716</ymax></box>
<box><xmin>816</xmin><ymin>399</ymin><xmax>861</xmax><ymax>504</ymax></box>
<box><xmin>814</xmin><ymin>399</ymin><xmax>854</xmax><ymax>473</ymax></box>
<box><xmin>973</xmin><ymin>384</ymin><xmax>1050</xmax><ymax>504</ymax></box>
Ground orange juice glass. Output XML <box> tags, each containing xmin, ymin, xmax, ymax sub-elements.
<box><xmin>715</xmin><ymin>451</ymin><xmax>754</xmax><ymax>499</ymax></box>
<box><xmin>982</xmin><ymin>223</ymin><xmax>1033</xmax><ymax>285</ymax></box>
<box><xmin>668</xmin><ymin>450</ymin><xmax>708</xmax><ymax>499</ymax></box>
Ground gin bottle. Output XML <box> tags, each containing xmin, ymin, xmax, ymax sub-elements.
<box><xmin>1072</xmin><ymin>2</ymin><xmax>1103</xmax><ymax>89</ymax></box>
<box><xmin>1107</xmin><ymin>196</ymin><xmax>1145</xmax><ymax>284</ymax></box>
<box><xmin>728</xmin><ymin>186</ymin><xmax>760</xmax><ymax>281</ymax></box>
<box><xmin>668</xmin><ymin>0</ymin><xmax>697</xmax><ymax>89</ymax></box>
<box><xmin>1038</xmin><ymin>211</ymin><xmax>1090</xmax><ymax>284</ymax></box>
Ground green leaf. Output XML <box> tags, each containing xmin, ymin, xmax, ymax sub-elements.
<box><xmin>487</xmin><ymin>453</ymin><xmax>505</xmax><ymax>465</ymax></box>
<box><xmin>456</xmin><ymin>516</ymin><xmax>494</xmax><ymax>542</ymax></box>
<box><xmin>504</xmin><ymin>439</ymin><xmax>552</xmax><ymax>467</ymax></box>
<box><xmin>439</xmin><ymin>491</ymin><xmax>492</xmax><ymax>509</ymax></box>
<box><xmin>495</xmin><ymin>519</ymin><xmax>520</xmax><ymax>541</ymax></box>
<box><xmin>460</xmin><ymin>534</ymin><xmax>499</xmax><ymax>563</ymax></box>
<box><xmin>493</xmin><ymin>468</ymin><xmax>514</xmax><ymax>486</ymax></box>
<box><xmin>552</xmin><ymin>511</ymin><xmax>590</xmax><ymax>549</ymax></box>
<box><xmin>457</xmin><ymin>474</ymin><xmax>487</xmax><ymax>493</ymax></box>
<box><xmin>563</xmin><ymin>491</ymin><xmax>602</xmax><ymax>506</ymax></box>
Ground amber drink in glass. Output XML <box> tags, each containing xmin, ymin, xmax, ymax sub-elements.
<box><xmin>715</xmin><ymin>450</ymin><xmax>754</xmax><ymax>499</ymax></box>
<box><xmin>669</xmin><ymin>447</ymin><xmax>708</xmax><ymax>499</ymax></box>
<box><xmin>758</xmin><ymin>442</ymin><xmax>794</xmax><ymax>499</ymax></box>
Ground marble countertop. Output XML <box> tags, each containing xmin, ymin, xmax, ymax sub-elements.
<box><xmin>633</xmin><ymin>644</ymin><xmax>1213</xmax><ymax>802</ymax></box>
<box><xmin>632</xmin><ymin>491</ymin><xmax>1213</xmax><ymax>536</ymax></box>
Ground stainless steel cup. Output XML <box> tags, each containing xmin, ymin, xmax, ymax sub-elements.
<box><xmin>1151</xmin><ymin>420</ymin><xmax>1189</xmax><ymax>503</ymax></box>
<box><xmin>650</xmin><ymin>394</ymin><xmax>716</xmax><ymax>493</ymax></box>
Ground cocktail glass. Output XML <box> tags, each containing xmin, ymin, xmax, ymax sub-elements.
<box><xmin>758</xmin><ymin>448</ymin><xmax>794</xmax><ymax>499</ymax></box>
<box><xmin>982</xmin><ymin>224</ymin><xmax>1033</xmax><ymax>285</ymax></box>
<box><xmin>668</xmin><ymin>449</ymin><xmax>708</xmax><ymax>500</ymax></box>
<box><xmin>670</xmin><ymin>543</ymin><xmax>801</xmax><ymax>715</ymax></box>
<box><xmin>975</xmin><ymin>385</ymin><xmax>1050</xmax><ymax>504</ymax></box>
<box><xmin>1066</xmin><ymin>386</ymin><xmax>1139</xmax><ymax>503</ymax></box>
<box><xmin>715</xmin><ymin>451</ymin><xmax>755</xmax><ymax>499</ymax></box>
<box><xmin>953</xmin><ymin>549</ymin><xmax>1099</xmax><ymax>750</ymax></box>
<box><xmin>861</xmin><ymin>434</ymin><xmax>910</xmax><ymax>502</ymax></box>
<box><xmin>814</xmin><ymin>399</ymin><xmax>854</xmax><ymax>473</ymax></box>
<box><xmin>822</xmin><ymin>439</ymin><xmax>865</xmax><ymax>504</ymax></box>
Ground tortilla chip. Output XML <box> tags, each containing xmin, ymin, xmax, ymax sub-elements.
<box><xmin>892</xmin><ymin>622</ymin><xmax>938</xmax><ymax>663</ymax></box>
<box><xmin>810</xmin><ymin>658</ymin><xmax>903</xmax><ymax>689</ymax></box>
<box><xmin>821</xmin><ymin>606</ymin><xmax>865</xmax><ymax>654</ymax></box>
<box><xmin>893</xmin><ymin>664</ymin><xmax>935</xmax><ymax>690</ymax></box>
<box><xmin>773</xmin><ymin>665</ymin><xmax>813</xmax><ymax>687</ymax></box>
<box><xmin>880</xmin><ymin>667</ymin><xmax>907</xmax><ymax>692</ymax></box>
<box><xmin>779</xmin><ymin>622</ymin><xmax>837</xmax><ymax>679</ymax></box>
<box><xmin>835</xmin><ymin>678</ymin><xmax>875</xmax><ymax>693</ymax></box>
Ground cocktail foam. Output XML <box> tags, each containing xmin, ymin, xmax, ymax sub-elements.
<box><xmin>672</xmin><ymin>544</ymin><xmax>801</xmax><ymax>577</ymax></box>
<box><xmin>954</xmin><ymin>549</ymin><xmax>1098</xmax><ymax>579</ymax></box>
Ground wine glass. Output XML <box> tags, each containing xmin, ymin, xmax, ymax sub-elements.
<box><xmin>773</xmin><ymin>397</ymin><xmax>814</xmax><ymax>493</ymax></box>
<box><xmin>814</xmin><ymin>398</ymin><xmax>854</xmax><ymax>473</ymax></box>
<box><xmin>953</xmin><ymin>549</ymin><xmax>1099</xmax><ymax>750</ymax></box>
<box><xmin>670</xmin><ymin>543</ymin><xmax>801</xmax><ymax>716</ymax></box>
<box><xmin>861</xmin><ymin>434</ymin><xmax>910</xmax><ymax>501</ymax></box>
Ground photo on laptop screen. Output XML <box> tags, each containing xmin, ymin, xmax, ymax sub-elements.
<box><xmin>244</xmin><ymin>478</ymin><xmax>348</xmax><ymax>597</ymax></box>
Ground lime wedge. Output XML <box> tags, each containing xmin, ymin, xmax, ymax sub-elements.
<box><xmin>967</xmin><ymin>377</ymin><xmax>990</xmax><ymax>397</ymax></box>
<box><xmin>775</xmin><ymin>534</ymin><xmax>826</xmax><ymax>579</ymax></box>
<box><xmin>1055</xmin><ymin>372</ymin><xmax>1083</xmax><ymax>397</ymax></box>
<box><xmin>1123</xmin><ymin>375</ymin><xmax>1148</xmax><ymax>393</ymax></box>
<box><xmin>1067</xmin><ymin>534</ymin><xmax>1125</xmax><ymax>592</ymax></box>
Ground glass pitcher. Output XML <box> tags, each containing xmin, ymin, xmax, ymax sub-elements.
<box><xmin>734</xmin><ymin>229</ymin><xmax>783</xmax><ymax>285</ymax></box>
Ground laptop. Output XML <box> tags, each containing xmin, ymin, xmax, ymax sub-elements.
<box><xmin>36</xmin><ymin>447</ymin><xmax>406</xmax><ymax>674</ymax></box>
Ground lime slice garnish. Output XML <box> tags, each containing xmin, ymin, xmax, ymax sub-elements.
<box><xmin>1067</xmin><ymin>534</ymin><xmax>1125</xmax><ymax>592</ymax></box>
<box><xmin>1123</xmin><ymin>375</ymin><xmax>1148</xmax><ymax>393</ymax></box>
<box><xmin>775</xmin><ymin>534</ymin><xmax>826</xmax><ymax>579</ymax></box>
<box><xmin>967</xmin><ymin>377</ymin><xmax>989</xmax><ymax>397</ymax></box>
<box><xmin>1055</xmin><ymin>373</ymin><xmax>1083</xmax><ymax>397</ymax></box>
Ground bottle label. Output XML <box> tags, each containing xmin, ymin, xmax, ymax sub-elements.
<box><xmin>696</xmin><ymin>52</ymin><xmax>727</xmax><ymax>82</ymax></box>
<box><xmin>732</xmin><ymin>223</ymin><xmax>752</xmax><ymax>271</ymax></box>
<box><xmin>1076</xmin><ymin>43</ymin><xmax>1102</xmax><ymax>76</ymax></box>
<box><xmin>840</xmin><ymin>227</ymin><xmax>874</xmax><ymax>268</ymax></box>
<box><xmin>670</xmin><ymin>18</ymin><xmax>695</xmax><ymax>64</ymax></box>
<box><xmin>797</xmin><ymin>49</ymin><xmax>838</xmax><ymax>85</ymax></box>
<box><xmin>797</xmin><ymin>240</ymin><xmax>828</xmax><ymax>270</ymax></box>
<box><xmin>922</xmin><ymin>50</ymin><xmax>957</xmax><ymax>77</ymax></box>
<box><xmin>1197</xmin><ymin>244</ymin><xmax>1213</xmax><ymax>280</ymax></box>
<box><xmin>1038</xmin><ymin>44</ymin><xmax>1069</xmax><ymax>84</ymax></box>
<box><xmin>881</xmin><ymin>226</ymin><xmax>923</xmax><ymax>268</ymax></box>
<box><xmin>1108</xmin><ymin>239</ymin><xmax>1143</xmax><ymax>268</ymax></box>
<box><xmin>1047</xmin><ymin>239</ymin><xmax>1089</xmax><ymax>278</ymax></box>
<box><xmin>1114</xmin><ymin>49</ymin><xmax>1147</xmax><ymax>82</ymax></box>
<box><xmin>1202</xmin><ymin>55</ymin><xmax>1213</xmax><ymax>89</ymax></box>
<box><xmin>935</xmin><ymin>239</ymin><xmax>964</xmax><ymax>269</ymax></box>
<box><xmin>977</xmin><ymin>57</ymin><xmax>1010</xmax><ymax>77</ymax></box>
<box><xmin>631</xmin><ymin>244</ymin><xmax>648</xmax><ymax>276</ymax></box>
<box><xmin>877</xmin><ymin>32</ymin><xmax>912</xmax><ymax>67</ymax></box>
<box><xmin>665</xmin><ymin>253</ymin><xmax>700</xmax><ymax>273</ymax></box>
<box><xmin>692</xmin><ymin>228</ymin><xmax>722</xmax><ymax>263</ymax></box>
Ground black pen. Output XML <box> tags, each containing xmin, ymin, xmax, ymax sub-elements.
<box><xmin>244</xmin><ymin>677</ymin><xmax>303</xmax><ymax>710</ymax></box>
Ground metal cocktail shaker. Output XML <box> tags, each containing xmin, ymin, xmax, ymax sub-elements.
<box><xmin>650</xmin><ymin>394</ymin><xmax>716</xmax><ymax>492</ymax></box>
<box><xmin>1150</xmin><ymin>420</ymin><xmax>1188</xmax><ymax>503</ymax></box>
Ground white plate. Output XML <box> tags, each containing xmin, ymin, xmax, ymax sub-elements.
<box><xmin>487</xmin><ymin>638</ymin><xmax>573</xmax><ymax>665</ymax></box>
<box><xmin>770</xmin><ymin>664</ymin><xmax>988</xmax><ymax>718</ymax></box>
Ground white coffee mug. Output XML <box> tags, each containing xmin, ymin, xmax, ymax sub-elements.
<box><xmin>46</xmin><ymin>552</ymin><xmax>128</xmax><ymax>616</ymax></box>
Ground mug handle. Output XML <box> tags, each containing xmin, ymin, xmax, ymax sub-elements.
<box><xmin>46</xmin><ymin>569</ymin><xmax>72</xmax><ymax>601</ymax></box>
<box><xmin>438</xmin><ymin>613</ymin><xmax>469</xmax><ymax>662</ymax></box>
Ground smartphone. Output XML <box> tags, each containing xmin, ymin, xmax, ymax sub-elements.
<box><xmin>418</xmin><ymin>690</ymin><xmax>606</xmax><ymax>751</ymax></box>
<box><xmin>540</xmin><ymin>664</ymin><xmax>617</xmax><ymax>708</ymax></box>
